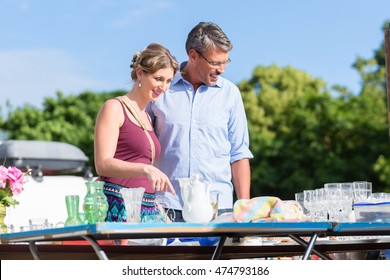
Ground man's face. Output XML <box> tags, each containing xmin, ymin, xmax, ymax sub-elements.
<box><xmin>193</xmin><ymin>48</ymin><xmax>230</xmax><ymax>86</ymax></box>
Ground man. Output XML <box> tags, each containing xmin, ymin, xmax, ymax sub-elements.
<box><xmin>149</xmin><ymin>22</ymin><xmax>253</xmax><ymax>222</ymax></box>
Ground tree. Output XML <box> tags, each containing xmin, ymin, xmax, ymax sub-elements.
<box><xmin>240</xmin><ymin>62</ymin><xmax>389</xmax><ymax>199</ymax></box>
<box><xmin>240</xmin><ymin>65</ymin><xmax>331</xmax><ymax>198</ymax></box>
<box><xmin>1</xmin><ymin>90</ymin><xmax>125</xmax><ymax>171</ymax></box>
<box><xmin>352</xmin><ymin>20</ymin><xmax>390</xmax><ymax>190</ymax></box>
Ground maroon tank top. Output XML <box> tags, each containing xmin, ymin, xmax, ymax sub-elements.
<box><xmin>100</xmin><ymin>98</ymin><xmax>161</xmax><ymax>193</ymax></box>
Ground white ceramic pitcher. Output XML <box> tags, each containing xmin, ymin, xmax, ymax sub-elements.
<box><xmin>179</xmin><ymin>175</ymin><xmax>214</xmax><ymax>223</ymax></box>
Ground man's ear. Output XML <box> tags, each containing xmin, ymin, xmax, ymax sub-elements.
<box><xmin>188</xmin><ymin>49</ymin><xmax>198</xmax><ymax>62</ymax></box>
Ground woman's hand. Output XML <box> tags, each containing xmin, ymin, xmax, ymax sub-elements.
<box><xmin>144</xmin><ymin>165</ymin><xmax>176</xmax><ymax>195</ymax></box>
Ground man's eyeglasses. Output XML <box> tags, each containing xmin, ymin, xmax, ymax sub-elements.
<box><xmin>196</xmin><ymin>50</ymin><xmax>231</xmax><ymax>68</ymax></box>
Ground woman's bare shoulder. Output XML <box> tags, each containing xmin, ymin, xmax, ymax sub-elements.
<box><xmin>97</xmin><ymin>98</ymin><xmax>124</xmax><ymax>123</ymax></box>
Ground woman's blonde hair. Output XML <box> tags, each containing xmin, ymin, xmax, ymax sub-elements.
<box><xmin>130</xmin><ymin>43</ymin><xmax>179</xmax><ymax>81</ymax></box>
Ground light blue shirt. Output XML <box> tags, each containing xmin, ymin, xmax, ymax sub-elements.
<box><xmin>148</xmin><ymin>68</ymin><xmax>253</xmax><ymax>210</ymax></box>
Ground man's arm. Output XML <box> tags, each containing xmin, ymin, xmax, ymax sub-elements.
<box><xmin>231</xmin><ymin>158</ymin><xmax>251</xmax><ymax>199</ymax></box>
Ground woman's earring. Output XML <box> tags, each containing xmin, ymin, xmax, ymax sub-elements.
<box><xmin>138</xmin><ymin>82</ymin><xmax>142</xmax><ymax>88</ymax></box>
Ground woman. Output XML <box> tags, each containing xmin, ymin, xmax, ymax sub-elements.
<box><xmin>94</xmin><ymin>43</ymin><xmax>179</xmax><ymax>222</ymax></box>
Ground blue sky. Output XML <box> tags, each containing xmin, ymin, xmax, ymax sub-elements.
<box><xmin>1</xmin><ymin>0</ymin><xmax>389</xmax><ymax>116</ymax></box>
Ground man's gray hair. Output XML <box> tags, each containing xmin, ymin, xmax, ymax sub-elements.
<box><xmin>185</xmin><ymin>22</ymin><xmax>233</xmax><ymax>54</ymax></box>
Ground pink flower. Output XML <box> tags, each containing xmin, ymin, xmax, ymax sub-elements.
<box><xmin>0</xmin><ymin>165</ymin><xmax>28</xmax><ymax>207</ymax></box>
<box><xmin>6</xmin><ymin>166</ymin><xmax>26</xmax><ymax>195</ymax></box>
<box><xmin>0</xmin><ymin>165</ymin><xmax>8</xmax><ymax>188</ymax></box>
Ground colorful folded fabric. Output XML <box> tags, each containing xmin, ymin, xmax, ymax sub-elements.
<box><xmin>233</xmin><ymin>196</ymin><xmax>306</xmax><ymax>222</ymax></box>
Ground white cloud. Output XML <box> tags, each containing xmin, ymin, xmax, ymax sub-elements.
<box><xmin>0</xmin><ymin>49</ymin><xmax>107</xmax><ymax>110</ymax></box>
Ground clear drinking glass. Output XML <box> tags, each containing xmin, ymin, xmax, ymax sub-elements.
<box><xmin>303</xmin><ymin>190</ymin><xmax>317</xmax><ymax>221</ymax></box>
<box><xmin>324</xmin><ymin>183</ymin><xmax>342</xmax><ymax>222</ymax></box>
<box><xmin>369</xmin><ymin>192</ymin><xmax>388</xmax><ymax>202</ymax></box>
<box><xmin>29</xmin><ymin>218</ymin><xmax>50</xmax><ymax>229</ymax></box>
<box><xmin>314</xmin><ymin>188</ymin><xmax>327</xmax><ymax>221</ymax></box>
<box><xmin>352</xmin><ymin>181</ymin><xmax>372</xmax><ymax>203</ymax></box>
<box><xmin>339</xmin><ymin>182</ymin><xmax>354</xmax><ymax>222</ymax></box>
<box><xmin>295</xmin><ymin>192</ymin><xmax>307</xmax><ymax>215</ymax></box>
